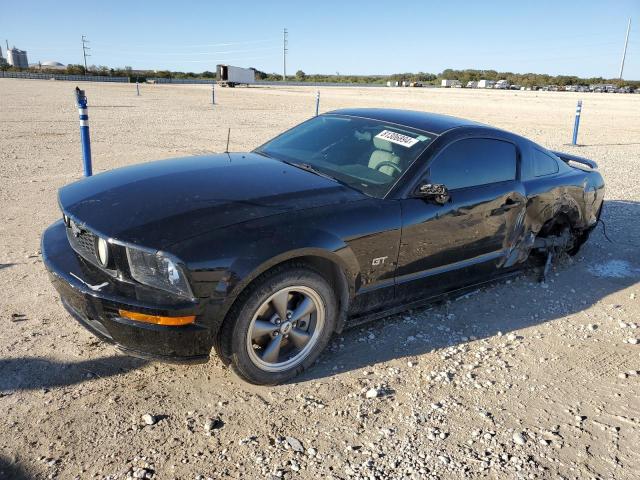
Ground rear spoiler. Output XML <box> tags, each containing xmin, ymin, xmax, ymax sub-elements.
<box><xmin>552</xmin><ymin>150</ymin><xmax>598</xmax><ymax>170</ymax></box>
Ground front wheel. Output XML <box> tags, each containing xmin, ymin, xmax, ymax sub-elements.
<box><xmin>220</xmin><ymin>267</ymin><xmax>337</xmax><ymax>385</ymax></box>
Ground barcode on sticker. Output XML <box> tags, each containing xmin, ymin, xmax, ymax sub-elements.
<box><xmin>375</xmin><ymin>130</ymin><xmax>419</xmax><ymax>148</ymax></box>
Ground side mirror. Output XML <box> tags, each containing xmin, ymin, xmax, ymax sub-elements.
<box><xmin>414</xmin><ymin>183</ymin><xmax>450</xmax><ymax>205</ymax></box>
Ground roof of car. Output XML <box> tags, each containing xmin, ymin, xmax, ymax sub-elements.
<box><xmin>327</xmin><ymin>108</ymin><xmax>486</xmax><ymax>135</ymax></box>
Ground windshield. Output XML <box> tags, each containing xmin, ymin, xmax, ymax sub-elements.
<box><xmin>255</xmin><ymin>114</ymin><xmax>435</xmax><ymax>198</ymax></box>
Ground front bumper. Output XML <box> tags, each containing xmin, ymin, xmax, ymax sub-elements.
<box><xmin>42</xmin><ymin>220</ymin><xmax>212</xmax><ymax>363</ymax></box>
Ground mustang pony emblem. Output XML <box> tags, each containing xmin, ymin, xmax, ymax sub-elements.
<box><xmin>70</xmin><ymin>221</ymin><xmax>82</xmax><ymax>238</ymax></box>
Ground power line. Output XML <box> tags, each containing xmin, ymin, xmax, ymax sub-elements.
<box><xmin>180</xmin><ymin>38</ymin><xmax>279</xmax><ymax>48</ymax></box>
<box><xmin>619</xmin><ymin>17</ymin><xmax>631</xmax><ymax>79</ymax></box>
<box><xmin>283</xmin><ymin>28</ymin><xmax>288</xmax><ymax>81</ymax></box>
<box><xmin>458</xmin><ymin>40</ymin><xmax>622</xmax><ymax>58</ymax></box>
<box><xmin>81</xmin><ymin>35</ymin><xmax>90</xmax><ymax>75</ymax></box>
<box><xmin>89</xmin><ymin>38</ymin><xmax>279</xmax><ymax>49</ymax></box>
<box><xmin>89</xmin><ymin>46</ymin><xmax>281</xmax><ymax>56</ymax></box>
<box><xmin>182</xmin><ymin>54</ymin><xmax>280</xmax><ymax>63</ymax></box>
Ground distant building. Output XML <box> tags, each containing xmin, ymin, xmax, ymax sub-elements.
<box><xmin>0</xmin><ymin>45</ymin><xmax>6</xmax><ymax>66</ymax></box>
<box><xmin>39</xmin><ymin>60</ymin><xmax>66</xmax><ymax>70</ymax></box>
<box><xmin>7</xmin><ymin>46</ymin><xmax>29</xmax><ymax>68</ymax></box>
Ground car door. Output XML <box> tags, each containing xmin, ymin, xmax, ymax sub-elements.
<box><xmin>395</xmin><ymin>136</ymin><xmax>526</xmax><ymax>302</ymax></box>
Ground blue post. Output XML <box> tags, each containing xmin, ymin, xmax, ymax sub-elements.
<box><xmin>75</xmin><ymin>87</ymin><xmax>92</xmax><ymax>176</ymax></box>
<box><xmin>315</xmin><ymin>90</ymin><xmax>320</xmax><ymax>116</ymax></box>
<box><xmin>212</xmin><ymin>83</ymin><xmax>215</xmax><ymax>105</ymax></box>
<box><xmin>136</xmin><ymin>80</ymin><xmax>140</xmax><ymax>96</ymax></box>
<box><xmin>571</xmin><ymin>100</ymin><xmax>582</xmax><ymax>145</ymax></box>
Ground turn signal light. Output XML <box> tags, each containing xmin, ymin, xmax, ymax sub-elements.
<box><xmin>118</xmin><ymin>309</ymin><xmax>195</xmax><ymax>326</ymax></box>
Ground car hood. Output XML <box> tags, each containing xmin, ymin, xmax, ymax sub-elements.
<box><xmin>59</xmin><ymin>153</ymin><xmax>364</xmax><ymax>250</ymax></box>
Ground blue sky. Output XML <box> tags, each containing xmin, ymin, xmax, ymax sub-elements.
<box><xmin>1</xmin><ymin>0</ymin><xmax>638</xmax><ymax>79</ymax></box>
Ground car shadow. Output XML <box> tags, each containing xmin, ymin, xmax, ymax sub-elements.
<box><xmin>91</xmin><ymin>105</ymin><xmax>137</xmax><ymax>108</ymax></box>
<box><xmin>297</xmin><ymin>199</ymin><xmax>640</xmax><ymax>383</ymax></box>
<box><xmin>0</xmin><ymin>355</ymin><xmax>147</xmax><ymax>393</ymax></box>
<box><xmin>583</xmin><ymin>142</ymin><xmax>640</xmax><ymax>147</ymax></box>
<box><xmin>0</xmin><ymin>455</ymin><xmax>31</xmax><ymax>480</ymax></box>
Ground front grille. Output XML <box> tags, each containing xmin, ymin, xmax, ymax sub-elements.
<box><xmin>66</xmin><ymin>220</ymin><xmax>99</xmax><ymax>266</ymax></box>
<box><xmin>75</xmin><ymin>229</ymin><xmax>97</xmax><ymax>257</ymax></box>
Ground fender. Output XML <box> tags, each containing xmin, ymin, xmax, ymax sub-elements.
<box><xmin>172</xmin><ymin>219</ymin><xmax>362</xmax><ymax>331</ymax></box>
<box><xmin>224</xmin><ymin>235</ymin><xmax>359</xmax><ymax>302</ymax></box>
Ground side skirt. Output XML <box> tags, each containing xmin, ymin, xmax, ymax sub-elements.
<box><xmin>344</xmin><ymin>268</ymin><xmax>525</xmax><ymax>330</ymax></box>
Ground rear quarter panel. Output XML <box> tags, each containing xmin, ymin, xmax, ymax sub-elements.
<box><xmin>522</xmin><ymin>147</ymin><xmax>604</xmax><ymax>235</ymax></box>
<box><xmin>501</xmin><ymin>140</ymin><xmax>604</xmax><ymax>266</ymax></box>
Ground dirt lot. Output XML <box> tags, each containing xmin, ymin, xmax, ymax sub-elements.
<box><xmin>1</xmin><ymin>79</ymin><xmax>639</xmax><ymax>480</ymax></box>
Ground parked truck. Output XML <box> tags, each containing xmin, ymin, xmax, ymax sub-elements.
<box><xmin>441</xmin><ymin>79</ymin><xmax>461</xmax><ymax>88</ymax></box>
<box><xmin>216</xmin><ymin>65</ymin><xmax>255</xmax><ymax>87</ymax></box>
<box><xmin>477</xmin><ymin>79</ymin><xmax>496</xmax><ymax>89</ymax></box>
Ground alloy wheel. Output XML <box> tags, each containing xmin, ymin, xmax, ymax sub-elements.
<box><xmin>246</xmin><ymin>285</ymin><xmax>325</xmax><ymax>372</ymax></box>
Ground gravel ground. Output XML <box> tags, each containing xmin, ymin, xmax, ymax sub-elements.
<box><xmin>0</xmin><ymin>79</ymin><xmax>639</xmax><ymax>480</ymax></box>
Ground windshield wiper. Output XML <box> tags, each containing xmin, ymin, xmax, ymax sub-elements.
<box><xmin>253</xmin><ymin>149</ymin><xmax>273</xmax><ymax>159</ymax></box>
<box><xmin>289</xmin><ymin>162</ymin><xmax>338</xmax><ymax>182</ymax></box>
<box><xmin>272</xmin><ymin>158</ymin><xmax>338</xmax><ymax>183</ymax></box>
<box><xmin>256</xmin><ymin>152</ymin><xmax>358</xmax><ymax>191</ymax></box>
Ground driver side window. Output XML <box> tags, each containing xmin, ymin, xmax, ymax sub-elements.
<box><xmin>428</xmin><ymin>138</ymin><xmax>517</xmax><ymax>190</ymax></box>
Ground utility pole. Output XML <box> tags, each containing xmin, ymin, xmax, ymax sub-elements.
<box><xmin>81</xmin><ymin>35</ymin><xmax>91</xmax><ymax>76</ymax></box>
<box><xmin>619</xmin><ymin>18</ymin><xmax>631</xmax><ymax>80</ymax></box>
<box><xmin>283</xmin><ymin>28</ymin><xmax>288</xmax><ymax>81</ymax></box>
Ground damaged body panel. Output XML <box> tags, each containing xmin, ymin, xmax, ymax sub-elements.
<box><xmin>42</xmin><ymin>108</ymin><xmax>604</xmax><ymax>368</ymax></box>
<box><xmin>389</xmin><ymin>122</ymin><xmax>604</xmax><ymax>300</ymax></box>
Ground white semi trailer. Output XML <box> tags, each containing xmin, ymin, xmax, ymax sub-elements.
<box><xmin>216</xmin><ymin>65</ymin><xmax>255</xmax><ymax>87</ymax></box>
<box><xmin>441</xmin><ymin>79</ymin><xmax>461</xmax><ymax>88</ymax></box>
<box><xmin>477</xmin><ymin>79</ymin><xmax>496</xmax><ymax>89</ymax></box>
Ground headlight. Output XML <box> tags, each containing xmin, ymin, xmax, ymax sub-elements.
<box><xmin>126</xmin><ymin>247</ymin><xmax>194</xmax><ymax>299</ymax></box>
<box><xmin>96</xmin><ymin>237</ymin><xmax>110</xmax><ymax>267</ymax></box>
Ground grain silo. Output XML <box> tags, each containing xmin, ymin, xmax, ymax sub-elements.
<box><xmin>7</xmin><ymin>46</ymin><xmax>29</xmax><ymax>68</ymax></box>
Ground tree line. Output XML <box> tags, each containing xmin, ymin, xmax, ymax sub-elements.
<box><xmin>2</xmin><ymin>62</ymin><xmax>637</xmax><ymax>88</ymax></box>
<box><xmin>278</xmin><ymin>69</ymin><xmax>638</xmax><ymax>88</ymax></box>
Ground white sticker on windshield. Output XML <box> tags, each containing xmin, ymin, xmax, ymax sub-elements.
<box><xmin>375</xmin><ymin>130</ymin><xmax>419</xmax><ymax>148</ymax></box>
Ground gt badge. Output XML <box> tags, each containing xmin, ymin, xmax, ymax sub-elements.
<box><xmin>372</xmin><ymin>256</ymin><xmax>388</xmax><ymax>266</ymax></box>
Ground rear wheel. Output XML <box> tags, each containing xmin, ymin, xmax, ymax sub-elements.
<box><xmin>530</xmin><ymin>215</ymin><xmax>582</xmax><ymax>268</ymax></box>
<box><xmin>567</xmin><ymin>229</ymin><xmax>591</xmax><ymax>256</ymax></box>
<box><xmin>219</xmin><ymin>266</ymin><xmax>336</xmax><ymax>385</ymax></box>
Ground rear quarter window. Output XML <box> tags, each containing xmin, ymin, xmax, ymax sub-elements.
<box><xmin>533</xmin><ymin>149</ymin><xmax>560</xmax><ymax>177</ymax></box>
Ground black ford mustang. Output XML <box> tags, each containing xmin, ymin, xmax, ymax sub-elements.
<box><xmin>42</xmin><ymin>109</ymin><xmax>604</xmax><ymax>384</ymax></box>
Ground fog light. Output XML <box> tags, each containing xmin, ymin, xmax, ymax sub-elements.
<box><xmin>96</xmin><ymin>237</ymin><xmax>109</xmax><ymax>267</ymax></box>
<box><xmin>118</xmin><ymin>309</ymin><xmax>195</xmax><ymax>326</ymax></box>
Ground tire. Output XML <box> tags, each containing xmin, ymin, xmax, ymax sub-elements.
<box><xmin>218</xmin><ymin>266</ymin><xmax>337</xmax><ymax>385</ymax></box>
